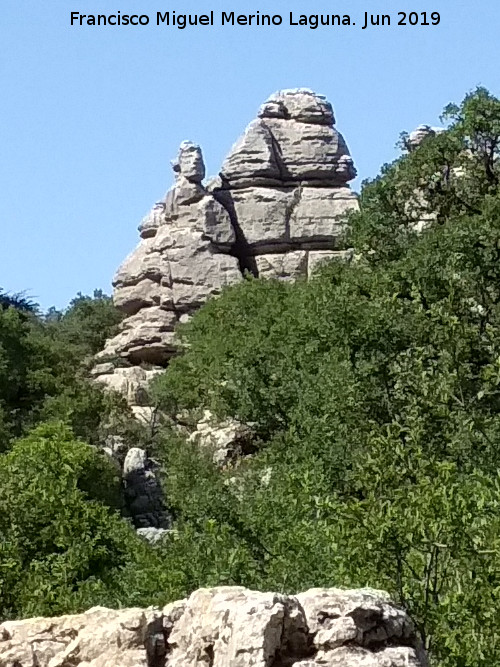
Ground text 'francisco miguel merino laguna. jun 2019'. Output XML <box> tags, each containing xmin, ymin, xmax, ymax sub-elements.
<box><xmin>69</xmin><ymin>10</ymin><xmax>442</xmax><ymax>29</ymax></box>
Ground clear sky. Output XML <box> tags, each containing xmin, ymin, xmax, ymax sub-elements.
<box><xmin>2</xmin><ymin>0</ymin><xmax>499</xmax><ymax>310</ymax></box>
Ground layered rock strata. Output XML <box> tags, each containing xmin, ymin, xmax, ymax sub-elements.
<box><xmin>96</xmin><ymin>140</ymin><xmax>240</xmax><ymax>367</ymax></box>
<box><xmin>0</xmin><ymin>586</ymin><xmax>427</xmax><ymax>667</ymax></box>
<box><xmin>96</xmin><ymin>89</ymin><xmax>358</xmax><ymax>375</ymax></box>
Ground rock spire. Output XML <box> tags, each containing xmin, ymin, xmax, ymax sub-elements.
<box><xmin>96</xmin><ymin>88</ymin><xmax>358</xmax><ymax>369</ymax></box>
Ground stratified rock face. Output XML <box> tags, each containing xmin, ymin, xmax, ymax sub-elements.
<box><xmin>96</xmin><ymin>89</ymin><xmax>358</xmax><ymax>369</ymax></box>
<box><xmin>0</xmin><ymin>586</ymin><xmax>427</xmax><ymax>667</ymax></box>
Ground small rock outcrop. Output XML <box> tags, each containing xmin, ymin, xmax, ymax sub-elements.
<box><xmin>406</xmin><ymin>124</ymin><xmax>444</xmax><ymax>151</ymax></box>
<box><xmin>0</xmin><ymin>586</ymin><xmax>427</xmax><ymax>667</ymax></box>
<box><xmin>122</xmin><ymin>447</ymin><xmax>171</xmax><ymax>533</ymax></box>
<box><xmin>186</xmin><ymin>410</ymin><xmax>256</xmax><ymax>466</ymax></box>
<box><xmin>95</xmin><ymin>89</ymin><xmax>358</xmax><ymax>379</ymax></box>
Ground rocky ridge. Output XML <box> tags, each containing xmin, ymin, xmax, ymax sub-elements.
<box><xmin>0</xmin><ymin>586</ymin><xmax>427</xmax><ymax>667</ymax></box>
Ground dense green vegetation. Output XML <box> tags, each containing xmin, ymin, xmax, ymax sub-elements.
<box><xmin>1</xmin><ymin>89</ymin><xmax>500</xmax><ymax>665</ymax></box>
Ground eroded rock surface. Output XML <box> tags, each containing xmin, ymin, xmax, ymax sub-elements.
<box><xmin>187</xmin><ymin>410</ymin><xmax>256</xmax><ymax>466</ymax></box>
<box><xmin>0</xmin><ymin>586</ymin><xmax>427</xmax><ymax>667</ymax></box>
<box><xmin>96</xmin><ymin>89</ymin><xmax>358</xmax><ymax>373</ymax></box>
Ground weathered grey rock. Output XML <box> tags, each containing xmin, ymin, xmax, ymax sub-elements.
<box><xmin>165</xmin><ymin>232</ymin><xmax>241</xmax><ymax>312</ymax></box>
<box><xmin>131</xmin><ymin>405</ymin><xmax>158</xmax><ymax>424</ymax></box>
<box><xmin>222</xmin><ymin>89</ymin><xmax>355</xmax><ymax>187</ymax></box>
<box><xmin>406</xmin><ymin>125</ymin><xmax>444</xmax><ymax>151</ymax></box>
<box><xmin>177</xmin><ymin>141</ymin><xmax>205</xmax><ymax>183</ymax></box>
<box><xmin>172</xmin><ymin>175</ymin><xmax>206</xmax><ymax>206</ymax></box>
<box><xmin>259</xmin><ymin>88</ymin><xmax>335</xmax><ymax>125</ymax></box>
<box><xmin>262</xmin><ymin>117</ymin><xmax>355</xmax><ymax>184</ymax></box>
<box><xmin>188</xmin><ymin>411</ymin><xmax>255</xmax><ymax>465</ymax></box>
<box><xmin>255</xmin><ymin>251</ymin><xmax>308</xmax><ymax>280</ymax></box>
<box><xmin>0</xmin><ymin>587</ymin><xmax>427</xmax><ymax>667</ymax></box>
<box><xmin>221</xmin><ymin>119</ymin><xmax>282</xmax><ymax>185</ymax></box>
<box><xmin>136</xmin><ymin>527</ymin><xmax>172</xmax><ymax>544</ymax></box>
<box><xmin>112</xmin><ymin>279</ymin><xmax>166</xmax><ymax>315</ymax></box>
<box><xmin>90</xmin><ymin>362</ymin><xmax>115</xmax><ymax>377</ymax></box>
<box><xmin>139</xmin><ymin>201</ymin><xmax>166</xmax><ymax>239</ymax></box>
<box><xmin>297</xmin><ymin>588</ymin><xmax>417</xmax><ymax>650</ymax></box>
<box><xmin>123</xmin><ymin>447</ymin><xmax>148</xmax><ymax>476</ymax></box>
<box><xmin>289</xmin><ymin>186</ymin><xmax>358</xmax><ymax>246</ymax></box>
<box><xmin>98</xmin><ymin>88</ymin><xmax>358</xmax><ymax>373</ymax></box>
<box><xmin>98</xmin><ymin>306</ymin><xmax>178</xmax><ymax>364</ymax></box>
<box><xmin>94</xmin><ymin>366</ymin><xmax>162</xmax><ymax>408</ymax></box>
<box><xmin>0</xmin><ymin>606</ymin><xmax>162</xmax><ymax>667</ymax></box>
<box><xmin>113</xmin><ymin>238</ymin><xmax>170</xmax><ymax>289</ymax></box>
<box><xmin>223</xmin><ymin>186</ymin><xmax>294</xmax><ymax>249</ymax></box>
<box><xmin>199</xmin><ymin>197</ymin><xmax>235</xmax><ymax>249</ymax></box>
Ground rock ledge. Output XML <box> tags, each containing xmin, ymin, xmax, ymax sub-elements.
<box><xmin>0</xmin><ymin>586</ymin><xmax>427</xmax><ymax>667</ymax></box>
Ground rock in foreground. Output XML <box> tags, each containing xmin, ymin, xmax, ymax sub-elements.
<box><xmin>0</xmin><ymin>586</ymin><xmax>427</xmax><ymax>667</ymax></box>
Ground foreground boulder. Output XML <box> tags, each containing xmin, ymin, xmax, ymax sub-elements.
<box><xmin>0</xmin><ymin>586</ymin><xmax>427</xmax><ymax>667</ymax></box>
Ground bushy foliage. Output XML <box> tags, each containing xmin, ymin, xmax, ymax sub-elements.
<box><xmin>2</xmin><ymin>89</ymin><xmax>500</xmax><ymax>667</ymax></box>
<box><xmin>0</xmin><ymin>423</ymin><xmax>127</xmax><ymax>617</ymax></box>
<box><xmin>0</xmin><ymin>290</ymin><xmax>126</xmax><ymax>447</ymax></box>
<box><xmin>45</xmin><ymin>290</ymin><xmax>123</xmax><ymax>355</ymax></box>
<box><xmin>0</xmin><ymin>422</ymin><xmax>193</xmax><ymax>618</ymax></box>
<box><xmin>348</xmin><ymin>87</ymin><xmax>500</xmax><ymax>261</ymax></box>
<box><xmin>150</xmin><ymin>89</ymin><xmax>500</xmax><ymax>665</ymax></box>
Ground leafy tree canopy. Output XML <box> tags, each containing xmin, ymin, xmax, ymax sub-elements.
<box><xmin>1</xmin><ymin>89</ymin><xmax>500</xmax><ymax>667</ymax></box>
<box><xmin>150</xmin><ymin>88</ymin><xmax>500</xmax><ymax>666</ymax></box>
<box><xmin>0</xmin><ymin>290</ymin><xmax>125</xmax><ymax>447</ymax></box>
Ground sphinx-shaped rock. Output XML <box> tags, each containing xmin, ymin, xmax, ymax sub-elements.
<box><xmin>96</xmin><ymin>90</ymin><xmax>358</xmax><ymax>372</ymax></box>
<box><xmin>0</xmin><ymin>587</ymin><xmax>427</xmax><ymax>667</ymax></box>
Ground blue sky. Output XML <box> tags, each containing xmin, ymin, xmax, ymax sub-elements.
<box><xmin>2</xmin><ymin>0</ymin><xmax>499</xmax><ymax>310</ymax></box>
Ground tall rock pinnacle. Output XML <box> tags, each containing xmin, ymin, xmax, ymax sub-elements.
<box><xmin>96</xmin><ymin>89</ymin><xmax>358</xmax><ymax>368</ymax></box>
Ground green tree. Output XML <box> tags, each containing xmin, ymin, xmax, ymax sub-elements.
<box><xmin>0</xmin><ymin>421</ymin><xmax>192</xmax><ymax>618</ymax></box>
<box><xmin>0</xmin><ymin>423</ymin><xmax>124</xmax><ymax>616</ymax></box>
<box><xmin>150</xmin><ymin>88</ymin><xmax>500</xmax><ymax>666</ymax></box>
<box><xmin>0</xmin><ymin>289</ymin><xmax>127</xmax><ymax>446</ymax></box>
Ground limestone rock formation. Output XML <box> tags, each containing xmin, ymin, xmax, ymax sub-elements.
<box><xmin>95</xmin><ymin>89</ymin><xmax>358</xmax><ymax>377</ymax></box>
<box><xmin>96</xmin><ymin>139</ymin><xmax>240</xmax><ymax>368</ymax></box>
<box><xmin>92</xmin><ymin>365</ymin><xmax>163</xmax><ymax>423</ymax></box>
<box><xmin>406</xmin><ymin>124</ymin><xmax>444</xmax><ymax>151</ymax></box>
<box><xmin>0</xmin><ymin>586</ymin><xmax>427</xmax><ymax>667</ymax></box>
<box><xmin>187</xmin><ymin>410</ymin><xmax>256</xmax><ymax>466</ymax></box>
<box><xmin>404</xmin><ymin>124</ymin><xmax>446</xmax><ymax>232</ymax></box>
